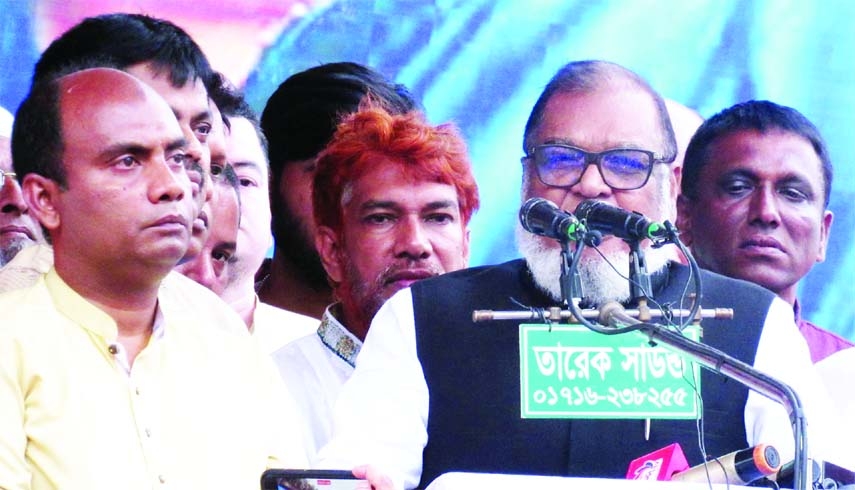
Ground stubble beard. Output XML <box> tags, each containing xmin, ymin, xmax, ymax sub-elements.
<box><xmin>270</xmin><ymin>196</ymin><xmax>330</xmax><ymax>290</ymax></box>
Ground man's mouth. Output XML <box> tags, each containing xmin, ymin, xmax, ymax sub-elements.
<box><xmin>192</xmin><ymin>211</ymin><xmax>209</xmax><ymax>235</ymax></box>
<box><xmin>740</xmin><ymin>235</ymin><xmax>784</xmax><ymax>252</ymax></box>
<box><xmin>150</xmin><ymin>214</ymin><xmax>189</xmax><ymax>234</ymax></box>
<box><xmin>383</xmin><ymin>269</ymin><xmax>438</xmax><ymax>289</ymax></box>
<box><xmin>0</xmin><ymin>225</ymin><xmax>35</xmax><ymax>240</ymax></box>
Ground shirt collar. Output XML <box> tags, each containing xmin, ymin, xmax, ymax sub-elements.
<box><xmin>45</xmin><ymin>267</ymin><xmax>166</xmax><ymax>342</ymax></box>
<box><xmin>45</xmin><ymin>267</ymin><xmax>119</xmax><ymax>340</ymax></box>
<box><xmin>317</xmin><ymin>303</ymin><xmax>363</xmax><ymax>368</ymax></box>
<box><xmin>793</xmin><ymin>298</ymin><xmax>803</xmax><ymax>323</ymax></box>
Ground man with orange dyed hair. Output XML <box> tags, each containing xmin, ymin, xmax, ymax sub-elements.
<box><xmin>274</xmin><ymin>101</ymin><xmax>479</xmax><ymax>458</ymax></box>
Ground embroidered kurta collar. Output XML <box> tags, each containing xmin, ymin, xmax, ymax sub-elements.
<box><xmin>317</xmin><ymin>303</ymin><xmax>363</xmax><ymax>368</ymax></box>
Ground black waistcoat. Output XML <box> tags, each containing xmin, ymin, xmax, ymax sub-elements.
<box><xmin>412</xmin><ymin>259</ymin><xmax>776</xmax><ymax>488</ymax></box>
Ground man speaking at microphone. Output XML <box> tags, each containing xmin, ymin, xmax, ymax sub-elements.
<box><xmin>316</xmin><ymin>60</ymin><xmax>840</xmax><ymax>489</ymax></box>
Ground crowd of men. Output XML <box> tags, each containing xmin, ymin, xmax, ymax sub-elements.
<box><xmin>0</xmin><ymin>11</ymin><xmax>851</xmax><ymax>490</ymax></box>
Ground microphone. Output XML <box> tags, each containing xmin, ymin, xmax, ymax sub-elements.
<box><xmin>626</xmin><ymin>443</ymin><xmax>689</xmax><ymax>481</ymax></box>
<box><xmin>774</xmin><ymin>459</ymin><xmax>855</xmax><ymax>488</ymax></box>
<box><xmin>670</xmin><ymin>444</ymin><xmax>781</xmax><ymax>485</ymax></box>
<box><xmin>519</xmin><ymin>198</ymin><xmax>584</xmax><ymax>242</ymax></box>
<box><xmin>574</xmin><ymin>199</ymin><xmax>667</xmax><ymax>241</ymax></box>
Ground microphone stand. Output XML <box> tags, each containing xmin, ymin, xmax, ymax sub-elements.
<box><xmin>598</xmin><ymin>303</ymin><xmax>811</xmax><ymax>490</ymax></box>
<box><xmin>473</xmin><ymin>223</ymin><xmax>812</xmax><ymax>490</ymax></box>
<box><xmin>628</xmin><ymin>239</ymin><xmax>651</xmax><ymax>305</ymax></box>
<box><xmin>559</xmin><ymin>239</ymin><xmax>583</xmax><ymax>307</ymax></box>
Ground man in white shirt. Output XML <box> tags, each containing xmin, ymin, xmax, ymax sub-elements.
<box><xmin>316</xmin><ymin>60</ymin><xmax>844</xmax><ymax>489</ymax></box>
<box><xmin>274</xmin><ymin>102</ymin><xmax>479</xmax><ymax>458</ymax></box>
<box><xmin>210</xmin><ymin>81</ymin><xmax>318</xmax><ymax>350</ymax></box>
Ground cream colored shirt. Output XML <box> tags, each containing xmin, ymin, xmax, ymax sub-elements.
<box><xmin>0</xmin><ymin>268</ymin><xmax>308</xmax><ymax>490</ymax></box>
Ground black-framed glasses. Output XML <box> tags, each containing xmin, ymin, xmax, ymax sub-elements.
<box><xmin>0</xmin><ymin>168</ymin><xmax>16</xmax><ymax>186</ymax></box>
<box><xmin>523</xmin><ymin>144</ymin><xmax>675</xmax><ymax>191</ymax></box>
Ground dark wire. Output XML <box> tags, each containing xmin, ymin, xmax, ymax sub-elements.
<box><xmin>685</xmin><ymin>362</ymin><xmax>716</xmax><ymax>490</ymax></box>
<box><xmin>565</xmin><ymin>237</ymin><xmax>639</xmax><ymax>335</ymax></box>
<box><xmin>666</xmin><ymin>221</ymin><xmax>703</xmax><ymax>331</ymax></box>
<box><xmin>587</xmin><ymin>244</ymin><xmax>680</xmax><ymax>331</ymax></box>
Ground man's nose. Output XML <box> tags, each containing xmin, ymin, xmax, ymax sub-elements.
<box><xmin>572</xmin><ymin>162</ymin><xmax>612</xmax><ymax>199</ymax></box>
<box><xmin>748</xmin><ymin>186</ymin><xmax>781</xmax><ymax>227</ymax></box>
<box><xmin>0</xmin><ymin>175</ymin><xmax>29</xmax><ymax>214</ymax></box>
<box><xmin>148</xmin><ymin>160</ymin><xmax>187</xmax><ymax>204</ymax></box>
<box><xmin>394</xmin><ymin>217</ymin><xmax>432</xmax><ymax>260</ymax></box>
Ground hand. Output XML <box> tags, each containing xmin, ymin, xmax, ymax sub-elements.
<box><xmin>352</xmin><ymin>464</ymin><xmax>397</xmax><ymax>490</ymax></box>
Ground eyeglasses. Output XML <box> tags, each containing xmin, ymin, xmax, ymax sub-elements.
<box><xmin>523</xmin><ymin>144</ymin><xmax>675</xmax><ymax>191</ymax></box>
<box><xmin>0</xmin><ymin>169</ymin><xmax>17</xmax><ymax>186</ymax></box>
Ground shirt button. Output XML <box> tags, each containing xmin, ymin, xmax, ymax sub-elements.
<box><xmin>135</xmin><ymin>387</ymin><xmax>141</xmax><ymax>395</ymax></box>
<box><xmin>145</xmin><ymin>428</ymin><xmax>152</xmax><ymax>437</ymax></box>
<box><xmin>158</xmin><ymin>475</ymin><xmax>166</xmax><ymax>484</ymax></box>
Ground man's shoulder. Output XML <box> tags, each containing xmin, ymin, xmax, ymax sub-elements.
<box><xmin>253</xmin><ymin>302</ymin><xmax>318</xmax><ymax>353</ymax></box>
<box><xmin>670</xmin><ymin>262</ymin><xmax>777</xmax><ymax>306</ymax></box>
<box><xmin>272</xmin><ymin>331</ymin><xmax>352</xmax><ymax>388</ymax></box>
<box><xmin>798</xmin><ymin>317</ymin><xmax>854</xmax><ymax>363</ymax></box>
<box><xmin>413</xmin><ymin>259</ymin><xmax>527</xmax><ymax>291</ymax></box>
<box><xmin>0</xmin><ymin>275</ymin><xmax>54</xmax><ymax>334</ymax></box>
<box><xmin>255</xmin><ymin>301</ymin><xmax>318</xmax><ymax>331</ymax></box>
<box><xmin>159</xmin><ymin>272</ymin><xmax>249</xmax><ymax>338</ymax></box>
<box><xmin>272</xmin><ymin>332</ymin><xmax>325</xmax><ymax>370</ymax></box>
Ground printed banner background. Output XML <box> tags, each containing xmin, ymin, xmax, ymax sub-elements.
<box><xmin>2</xmin><ymin>0</ymin><xmax>853</xmax><ymax>338</ymax></box>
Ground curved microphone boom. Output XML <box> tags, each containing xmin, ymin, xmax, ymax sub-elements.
<box><xmin>519</xmin><ymin>198</ymin><xmax>585</xmax><ymax>242</ymax></box>
<box><xmin>574</xmin><ymin>199</ymin><xmax>667</xmax><ymax>241</ymax></box>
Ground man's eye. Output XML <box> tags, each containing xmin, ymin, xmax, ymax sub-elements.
<box><xmin>169</xmin><ymin>153</ymin><xmax>188</xmax><ymax>166</ymax></box>
<box><xmin>365</xmin><ymin>214</ymin><xmax>394</xmax><ymax>225</ymax></box>
<box><xmin>426</xmin><ymin>213</ymin><xmax>454</xmax><ymax>224</ymax></box>
<box><xmin>116</xmin><ymin>156</ymin><xmax>138</xmax><ymax>168</ymax></box>
<box><xmin>780</xmin><ymin>187</ymin><xmax>809</xmax><ymax>202</ymax></box>
<box><xmin>211</xmin><ymin>250</ymin><xmax>233</xmax><ymax>263</ymax></box>
<box><xmin>722</xmin><ymin>180</ymin><xmax>751</xmax><ymax>195</ymax></box>
<box><xmin>238</xmin><ymin>177</ymin><xmax>256</xmax><ymax>188</ymax></box>
<box><xmin>194</xmin><ymin>123</ymin><xmax>212</xmax><ymax>142</ymax></box>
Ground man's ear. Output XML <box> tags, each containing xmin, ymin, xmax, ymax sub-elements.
<box><xmin>675</xmin><ymin>194</ymin><xmax>693</xmax><ymax>247</ymax></box>
<box><xmin>22</xmin><ymin>174</ymin><xmax>62</xmax><ymax>232</ymax></box>
<box><xmin>463</xmin><ymin>228</ymin><xmax>469</xmax><ymax>267</ymax></box>
<box><xmin>666</xmin><ymin>163</ymin><xmax>683</xmax><ymax>223</ymax></box>
<box><xmin>315</xmin><ymin>225</ymin><xmax>343</xmax><ymax>284</ymax></box>
<box><xmin>670</xmin><ymin>162</ymin><xmax>683</xmax><ymax>201</ymax></box>
<box><xmin>816</xmin><ymin>210</ymin><xmax>833</xmax><ymax>263</ymax></box>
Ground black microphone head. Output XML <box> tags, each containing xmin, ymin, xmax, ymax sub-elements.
<box><xmin>574</xmin><ymin>199</ymin><xmax>666</xmax><ymax>241</ymax></box>
<box><xmin>573</xmin><ymin>199</ymin><xmax>605</xmax><ymax>222</ymax></box>
<box><xmin>519</xmin><ymin>197</ymin><xmax>558</xmax><ymax>236</ymax></box>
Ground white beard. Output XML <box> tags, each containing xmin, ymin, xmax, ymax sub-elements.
<box><xmin>516</xmin><ymin>223</ymin><xmax>672</xmax><ymax>306</ymax></box>
<box><xmin>516</xmin><ymin>168</ymin><xmax>675</xmax><ymax>306</ymax></box>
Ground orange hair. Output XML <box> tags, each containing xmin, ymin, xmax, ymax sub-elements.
<box><xmin>313</xmin><ymin>100</ymin><xmax>480</xmax><ymax>233</ymax></box>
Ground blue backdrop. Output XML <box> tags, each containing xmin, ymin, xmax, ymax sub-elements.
<box><xmin>2</xmin><ymin>0</ymin><xmax>853</xmax><ymax>338</ymax></box>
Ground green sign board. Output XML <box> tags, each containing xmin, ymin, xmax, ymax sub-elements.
<box><xmin>519</xmin><ymin>324</ymin><xmax>701</xmax><ymax>419</ymax></box>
